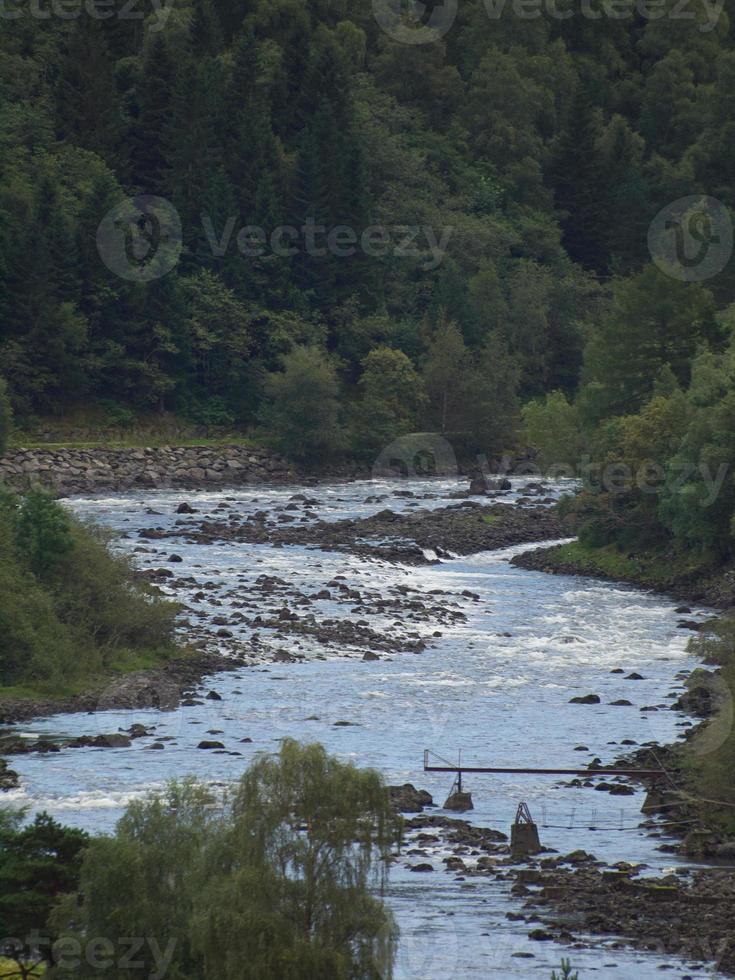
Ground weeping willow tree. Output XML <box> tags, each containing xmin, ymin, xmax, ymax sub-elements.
<box><xmin>53</xmin><ymin>742</ymin><xmax>401</xmax><ymax>979</ymax></box>
<box><xmin>192</xmin><ymin>740</ymin><xmax>401</xmax><ymax>979</ymax></box>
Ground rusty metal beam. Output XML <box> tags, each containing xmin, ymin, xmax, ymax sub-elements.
<box><xmin>423</xmin><ymin>765</ymin><xmax>663</xmax><ymax>778</ymax></box>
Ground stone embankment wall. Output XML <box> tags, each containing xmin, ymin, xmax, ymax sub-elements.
<box><xmin>0</xmin><ymin>445</ymin><xmax>297</xmax><ymax>495</ymax></box>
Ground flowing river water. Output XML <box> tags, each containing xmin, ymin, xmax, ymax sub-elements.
<box><xmin>4</xmin><ymin>476</ymin><xmax>724</xmax><ymax>977</ymax></box>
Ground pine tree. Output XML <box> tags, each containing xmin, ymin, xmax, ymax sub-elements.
<box><xmin>55</xmin><ymin>18</ymin><xmax>123</xmax><ymax>166</ymax></box>
<box><xmin>189</xmin><ymin>0</ymin><xmax>224</xmax><ymax>59</ymax></box>
<box><xmin>548</xmin><ymin>87</ymin><xmax>607</xmax><ymax>271</ymax></box>
<box><xmin>130</xmin><ymin>34</ymin><xmax>177</xmax><ymax>193</ymax></box>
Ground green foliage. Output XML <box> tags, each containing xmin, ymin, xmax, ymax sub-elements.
<box><xmin>0</xmin><ymin>491</ymin><xmax>176</xmax><ymax>688</ymax></box>
<box><xmin>2</xmin><ymin>0</ymin><xmax>735</xmax><ymax>482</ymax></box>
<box><xmin>350</xmin><ymin>347</ymin><xmax>426</xmax><ymax>459</ymax></box>
<box><xmin>0</xmin><ymin>0</ymin><xmax>678</xmax><ymax>458</ymax></box>
<box><xmin>261</xmin><ymin>346</ymin><xmax>344</xmax><ymax>463</ymax></box>
<box><xmin>421</xmin><ymin>315</ymin><xmax>471</xmax><ymax>436</ymax></box>
<box><xmin>421</xmin><ymin>315</ymin><xmax>520</xmax><ymax>456</ymax></box>
<box><xmin>580</xmin><ymin>266</ymin><xmax>719</xmax><ymax>423</ymax></box>
<box><xmin>551</xmin><ymin>960</ymin><xmax>579</xmax><ymax>980</ymax></box>
<box><xmin>577</xmin><ymin>324</ymin><xmax>735</xmax><ymax>561</ymax></box>
<box><xmin>522</xmin><ymin>391</ymin><xmax>583</xmax><ymax>471</ymax></box>
<box><xmin>676</xmin><ymin>618</ymin><xmax>735</xmax><ymax>828</ymax></box>
<box><xmin>51</xmin><ymin>779</ymin><xmax>217</xmax><ymax>979</ymax></box>
<box><xmin>13</xmin><ymin>490</ymin><xmax>72</xmax><ymax>579</ymax></box>
<box><xmin>0</xmin><ymin>810</ymin><xmax>89</xmax><ymax>964</ymax></box>
<box><xmin>55</xmin><ymin>742</ymin><xmax>401</xmax><ymax>979</ymax></box>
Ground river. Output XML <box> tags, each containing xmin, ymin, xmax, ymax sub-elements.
<box><xmin>4</xmin><ymin>476</ymin><xmax>721</xmax><ymax>977</ymax></box>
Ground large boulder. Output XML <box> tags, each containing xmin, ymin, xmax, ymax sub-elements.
<box><xmin>443</xmin><ymin>790</ymin><xmax>474</xmax><ymax>812</ymax></box>
<box><xmin>389</xmin><ymin>783</ymin><xmax>434</xmax><ymax>813</ymax></box>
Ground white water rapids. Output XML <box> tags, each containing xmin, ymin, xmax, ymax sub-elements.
<box><xmin>3</xmin><ymin>476</ymin><xmax>723</xmax><ymax>977</ymax></box>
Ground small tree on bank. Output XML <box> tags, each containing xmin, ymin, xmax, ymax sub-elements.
<box><xmin>261</xmin><ymin>346</ymin><xmax>344</xmax><ymax>463</ymax></box>
<box><xmin>350</xmin><ymin>347</ymin><xmax>427</xmax><ymax>459</ymax></box>
<box><xmin>522</xmin><ymin>390</ymin><xmax>584</xmax><ymax>472</ymax></box>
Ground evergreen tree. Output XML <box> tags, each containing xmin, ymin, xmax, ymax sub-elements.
<box><xmin>55</xmin><ymin>18</ymin><xmax>123</xmax><ymax>166</ymax></box>
<box><xmin>129</xmin><ymin>34</ymin><xmax>177</xmax><ymax>193</ymax></box>
<box><xmin>0</xmin><ymin>811</ymin><xmax>89</xmax><ymax>967</ymax></box>
<box><xmin>582</xmin><ymin>265</ymin><xmax>720</xmax><ymax>421</ymax></box>
<box><xmin>548</xmin><ymin>87</ymin><xmax>607</xmax><ymax>271</ymax></box>
<box><xmin>0</xmin><ymin>377</ymin><xmax>12</xmax><ymax>455</ymax></box>
<box><xmin>421</xmin><ymin>314</ymin><xmax>472</xmax><ymax>435</ymax></box>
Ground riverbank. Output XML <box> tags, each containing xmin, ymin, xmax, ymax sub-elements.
<box><xmin>513</xmin><ymin>538</ymin><xmax>735</xmax><ymax>839</ymax></box>
<box><xmin>0</xmin><ymin>442</ymin><xmax>544</xmax><ymax>496</ymax></box>
<box><xmin>510</xmin><ymin>539</ymin><xmax>735</xmax><ymax>608</ymax></box>
<box><xmin>0</xmin><ymin>649</ymin><xmax>240</xmax><ymax>726</ymax></box>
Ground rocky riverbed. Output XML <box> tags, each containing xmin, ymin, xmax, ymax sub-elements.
<box><xmin>386</xmin><ymin>786</ymin><xmax>735</xmax><ymax>976</ymax></box>
<box><xmin>2</xmin><ymin>474</ymin><xmax>730</xmax><ymax>977</ymax></box>
<box><xmin>138</xmin><ymin>496</ymin><xmax>568</xmax><ymax>564</ymax></box>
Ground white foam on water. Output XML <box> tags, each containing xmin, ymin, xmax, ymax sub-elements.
<box><xmin>2</xmin><ymin>477</ymin><xmax>714</xmax><ymax>977</ymax></box>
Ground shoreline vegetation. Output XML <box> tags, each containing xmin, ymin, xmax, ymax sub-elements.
<box><xmin>0</xmin><ymin>487</ymin><xmax>181</xmax><ymax>708</ymax></box>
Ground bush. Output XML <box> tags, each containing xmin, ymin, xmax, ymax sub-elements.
<box><xmin>50</xmin><ymin>517</ymin><xmax>176</xmax><ymax>662</ymax></box>
<box><xmin>685</xmin><ymin>618</ymin><xmax>735</xmax><ymax>824</ymax></box>
<box><xmin>0</xmin><ymin>491</ymin><xmax>177</xmax><ymax>688</ymax></box>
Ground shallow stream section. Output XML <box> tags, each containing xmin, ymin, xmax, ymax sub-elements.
<box><xmin>5</xmin><ymin>477</ymin><xmax>722</xmax><ymax>977</ymax></box>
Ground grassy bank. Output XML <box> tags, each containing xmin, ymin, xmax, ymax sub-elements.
<box><xmin>6</xmin><ymin>408</ymin><xmax>259</xmax><ymax>451</ymax></box>
<box><xmin>0</xmin><ymin>647</ymin><xmax>178</xmax><ymax>705</ymax></box>
<box><xmin>0</xmin><ymin>489</ymin><xmax>179</xmax><ymax>702</ymax></box>
<box><xmin>678</xmin><ymin>619</ymin><xmax>735</xmax><ymax>836</ymax></box>
<box><xmin>514</xmin><ymin>539</ymin><xmax>732</xmax><ymax>606</ymax></box>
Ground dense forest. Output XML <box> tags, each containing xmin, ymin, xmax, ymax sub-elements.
<box><xmin>2</xmin><ymin>0</ymin><xmax>735</xmax><ymax>549</ymax></box>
